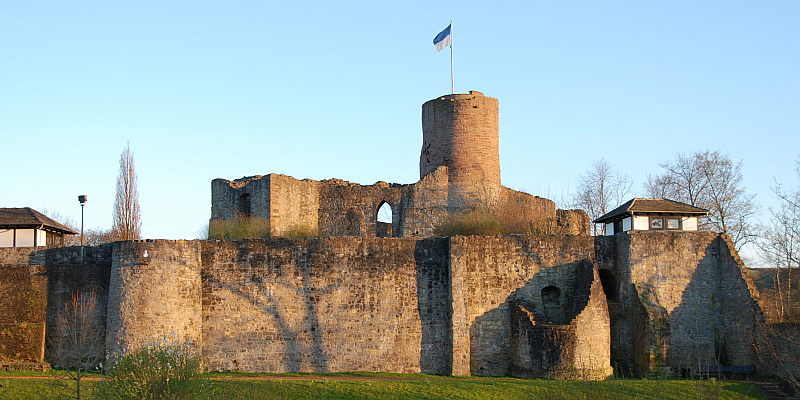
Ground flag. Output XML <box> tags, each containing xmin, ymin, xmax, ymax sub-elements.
<box><xmin>433</xmin><ymin>23</ymin><xmax>451</xmax><ymax>53</ymax></box>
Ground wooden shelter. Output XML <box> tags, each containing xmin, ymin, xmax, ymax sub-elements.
<box><xmin>0</xmin><ymin>208</ymin><xmax>77</xmax><ymax>247</ymax></box>
<box><xmin>594</xmin><ymin>198</ymin><xmax>709</xmax><ymax>236</ymax></box>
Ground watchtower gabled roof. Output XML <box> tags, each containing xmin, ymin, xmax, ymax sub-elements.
<box><xmin>593</xmin><ymin>198</ymin><xmax>709</xmax><ymax>224</ymax></box>
<box><xmin>0</xmin><ymin>208</ymin><xmax>78</xmax><ymax>235</ymax></box>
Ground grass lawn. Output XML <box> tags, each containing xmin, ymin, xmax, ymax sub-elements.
<box><xmin>0</xmin><ymin>373</ymin><xmax>766</xmax><ymax>400</ymax></box>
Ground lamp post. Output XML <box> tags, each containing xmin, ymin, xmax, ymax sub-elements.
<box><xmin>78</xmin><ymin>195</ymin><xmax>87</xmax><ymax>263</ymax></box>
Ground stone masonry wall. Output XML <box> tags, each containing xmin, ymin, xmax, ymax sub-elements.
<box><xmin>211</xmin><ymin>175</ymin><xmax>270</xmax><ymax>221</ymax></box>
<box><xmin>0</xmin><ymin>231</ymin><xmax>762</xmax><ymax>377</ymax></box>
<box><xmin>317</xmin><ymin>180</ymin><xmax>408</xmax><ymax>238</ymax></box>
<box><xmin>397</xmin><ymin>166</ymin><xmax>451</xmax><ymax>238</ymax></box>
<box><xmin>43</xmin><ymin>245</ymin><xmax>112</xmax><ymax>368</ymax></box>
<box><xmin>200</xmin><ymin>237</ymin><xmax>450</xmax><ymax>374</ymax></box>
<box><xmin>448</xmin><ymin>235</ymin><xmax>596</xmax><ymax>376</ymax></box>
<box><xmin>105</xmin><ymin>240</ymin><xmax>202</xmax><ymax>357</ymax></box>
<box><xmin>624</xmin><ymin>231</ymin><xmax>762</xmax><ymax>372</ymax></box>
<box><xmin>268</xmin><ymin>174</ymin><xmax>320</xmax><ymax>237</ymax></box>
<box><xmin>0</xmin><ymin>245</ymin><xmax>112</xmax><ymax>364</ymax></box>
<box><xmin>0</xmin><ymin>248</ymin><xmax>47</xmax><ymax>363</ymax></box>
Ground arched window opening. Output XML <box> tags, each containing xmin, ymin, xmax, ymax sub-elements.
<box><xmin>238</xmin><ymin>193</ymin><xmax>252</xmax><ymax>218</ymax></box>
<box><xmin>598</xmin><ymin>269</ymin><xmax>618</xmax><ymax>302</ymax></box>
<box><xmin>376</xmin><ymin>202</ymin><xmax>393</xmax><ymax>237</ymax></box>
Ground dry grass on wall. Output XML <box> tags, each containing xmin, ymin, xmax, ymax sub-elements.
<box><xmin>434</xmin><ymin>196</ymin><xmax>555</xmax><ymax>237</ymax></box>
<box><xmin>206</xmin><ymin>218</ymin><xmax>271</xmax><ymax>240</ymax></box>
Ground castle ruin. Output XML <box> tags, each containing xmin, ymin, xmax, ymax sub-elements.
<box><xmin>210</xmin><ymin>91</ymin><xmax>588</xmax><ymax>238</ymax></box>
<box><xmin>0</xmin><ymin>92</ymin><xmax>763</xmax><ymax>379</ymax></box>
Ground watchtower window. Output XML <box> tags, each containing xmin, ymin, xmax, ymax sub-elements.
<box><xmin>376</xmin><ymin>202</ymin><xmax>393</xmax><ymax>238</ymax></box>
<box><xmin>238</xmin><ymin>193</ymin><xmax>252</xmax><ymax>218</ymax></box>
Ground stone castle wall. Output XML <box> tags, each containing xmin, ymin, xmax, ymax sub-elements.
<box><xmin>106</xmin><ymin>241</ymin><xmax>202</xmax><ymax>357</ymax></box>
<box><xmin>448</xmin><ymin>235</ymin><xmax>598</xmax><ymax>376</ymax></box>
<box><xmin>0</xmin><ymin>245</ymin><xmax>112</xmax><ymax>365</ymax></box>
<box><xmin>200</xmin><ymin>237</ymin><xmax>450</xmax><ymax>373</ymax></box>
<box><xmin>595</xmin><ymin>231</ymin><xmax>763</xmax><ymax>376</ymax></box>
<box><xmin>0</xmin><ymin>231</ymin><xmax>762</xmax><ymax>378</ymax></box>
<box><xmin>0</xmin><ymin>248</ymin><xmax>48</xmax><ymax>363</ymax></box>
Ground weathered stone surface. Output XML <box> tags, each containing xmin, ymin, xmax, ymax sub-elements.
<box><xmin>105</xmin><ymin>240</ymin><xmax>202</xmax><ymax>357</ymax></box>
<box><xmin>0</xmin><ymin>231</ymin><xmax>762</xmax><ymax>378</ymax></box>
<box><xmin>200</xmin><ymin>238</ymin><xmax>440</xmax><ymax>373</ymax></box>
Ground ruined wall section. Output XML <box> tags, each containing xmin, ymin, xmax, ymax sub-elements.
<box><xmin>508</xmin><ymin>261</ymin><xmax>612</xmax><ymax>380</ymax></box>
<box><xmin>211</xmin><ymin>175</ymin><xmax>271</xmax><ymax>221</ymax></box>
<box><xmin>448</xmin><ymin>235</ymin><xmax>596</xmax><ymax>376</ymax></box>
<box><xmin>106</xmin><ymin>240</ymin><xmax>202</xmax><ymax>357</ymax></box>
<box><xmin>716</xmin><ymin>234</ymin><xmax>763</xmax><ymax>366</ymax></box>
<box><xmin>497</xmin><ymin>187</ymin><xmax>557</xmax><ymax>234</ymax></box>
<box><xmin>268</xmin><ymin>174</ymin><xmax>320</xmax><ymax>237</ymax></box>
<box><xmin>569</xmin><ymin>267</ymin><xmax>613</xmax><ymax>379</ymax></box>
<box><xmin>318</xmin><ymin>180</ymin><xmax>408</xmax><ymax>238</ymax></box>
<box><xmin>621</xmin><ymin>231</ymin><xmax>761</xmax><ymax>373</ymax></box>
<box><xmin>398</xmin><ymin>166</ymin><xmax>451</xmax><ymax>238</ymax></box>
<box><xmin>556</xmin><ymin>209</ymin><xmax>591</xmax><ymax>235</ymax></box>
<box><xmin>200</xmin><ymin>237</ymin><xmax>450</xmax><ymax>374</ymax></box>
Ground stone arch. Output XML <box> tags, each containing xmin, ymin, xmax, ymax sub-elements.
<box><xmin>598</xmin><ymin>269</ymin><xmax>618</xmax><ymax>302</ymax></box>
<box><xmin>238</xmin><ymin>193</ymin><xmax>252</xmax><ymax>218</ymax></box>
<box><xmin>376</xmin><ymin>201</ymin><xmax>393</xmax><ymax>237</ymax></box>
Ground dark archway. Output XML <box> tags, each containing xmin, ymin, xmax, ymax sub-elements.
<box><xmin>598</xmin><ymin>269</ymin><xmax>618</xmax><ymax>302</ymax></box>
<box><xmin>238</xmin><ymin>193</ymin><xmax>252</xmax><ymax>218</ymax></box>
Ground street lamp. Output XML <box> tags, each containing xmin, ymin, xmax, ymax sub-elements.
<box><xmin>78</xmin><ymin>195</ymin><xmax>87</xmax><ymax>263</ymax></box>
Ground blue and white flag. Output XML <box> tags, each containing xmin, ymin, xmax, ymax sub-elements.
<box><xmin>433</xmin><ymin>23</ymin><xmax>451</xmax><ymax>53</ymax></box>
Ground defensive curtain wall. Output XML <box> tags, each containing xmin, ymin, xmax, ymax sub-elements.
<box><xmin>0</xmin><ymin>232</ymin><xmax>761</xmax><ymax>378</ymax></box>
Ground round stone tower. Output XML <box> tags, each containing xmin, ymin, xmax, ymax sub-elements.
<box><xmin>420</xmin><ymin>91</ymin><xmax>501</xmax><ymax>187</ymax></box>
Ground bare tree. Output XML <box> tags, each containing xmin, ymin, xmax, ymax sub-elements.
<box><xmin>572</xmin><ymin>158</ymin><xmax>633</xmax><ymax>235</ymax></box>
<box><xmin>112</xmin><ymin>141</ymin><xmax>141</xmax><ymax>240</ymax></box>
<box><xmin>645</xmin><ymin>150</ymin><xmax>758</xmax><ymax>250</ymax></box>
<box><xmin>759</xmin><ymin>159</ymin><xmax>800</xmax><ymax>322</ymax></box>
<box><xmin>48</xmin><ymin>288</ymin><xmax>104</xmax><ymax>400</ymax></box>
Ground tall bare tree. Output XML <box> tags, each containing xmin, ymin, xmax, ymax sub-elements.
<box><xmin>113</xmin><ymin>141</ymin><xmax>141</xmax><ymax>240</ymax></box>
<box><xmin>644</xmin><ymin>149</ymin><xmax>758</xmax><ymax>250</ymax></box>
<box><xmin>572</xmin><ymin>158</ymin><xmax>633</xmax><ymax>235</ymax></box>
<box><xmin>759</xmin><ymin>159</ymin><xmax>800</xmax><ymax>322</ymax></box>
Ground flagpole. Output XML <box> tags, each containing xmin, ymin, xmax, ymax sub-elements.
<box><xmin>450</xmin><ymin>21</ymin><xmax>454</xmax><ymax>94</ymax></box>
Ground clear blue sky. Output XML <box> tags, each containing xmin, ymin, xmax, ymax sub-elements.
<box><xmin>2</xmin><ymin>2</ymin><xmax>798</xmax><ymax>249</ymax></box>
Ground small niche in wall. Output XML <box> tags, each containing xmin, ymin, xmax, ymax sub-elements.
<box><xmin>541</xmin><ymin>286</ymin><xmax>567</xmax><ymax>324</ymax></box>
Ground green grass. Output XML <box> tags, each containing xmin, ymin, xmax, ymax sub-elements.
<box><xmin>0</xmin><ymin>373</ymin><xmax>766</xmax><ymax>400</ymax></box>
